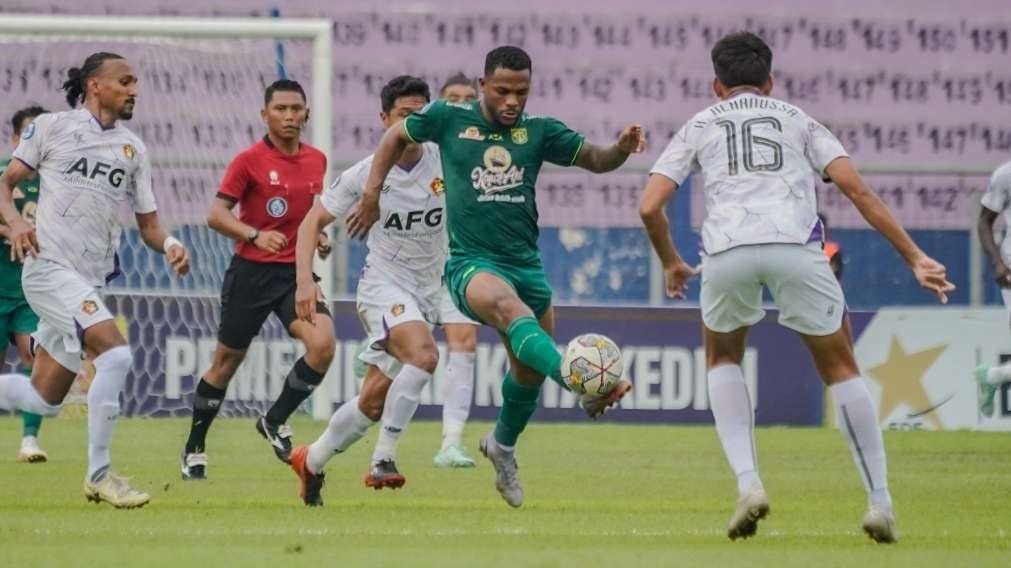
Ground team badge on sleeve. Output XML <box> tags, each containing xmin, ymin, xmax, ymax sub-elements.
<box><xmin>122</xmin><ymin>144</ymin><xmax>136</xmax><ymax>160</ymax></box>
<box><xmin>22</xmin><ymin>121</ymin><xmax>36</xmax><ymax>140</ymax></box>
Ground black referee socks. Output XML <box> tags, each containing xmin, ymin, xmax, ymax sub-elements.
<box><xmin>185</xmin><ymin>378</ymin><xmax>227</xmax><ymax>454</ymax></box>
<box><xmin>265</xmin><ymin>357</ymin><xmax>325</xmax><ymax>426</ymax></box>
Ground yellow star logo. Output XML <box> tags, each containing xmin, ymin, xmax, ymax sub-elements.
<box><xmin>865</xmin><ymin>336</ymin><xmax>948</xmax><ymax>428</ymax></box>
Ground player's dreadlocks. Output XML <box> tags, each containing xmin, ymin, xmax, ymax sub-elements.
<box><xmin>61</xmin><ymin>52</ymin><xmax>125</xmax><ymax>108</ymax></box>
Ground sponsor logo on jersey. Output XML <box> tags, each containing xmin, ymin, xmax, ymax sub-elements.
<box><xmin>269</xmin><ymin>170</ymin><xmax>280</xmax><ymax>185</ymax></box>
<box><xmin>488</xmin><ymin>133</ymin><xmax>504</xmax><ymax>141</ymax></box>
<box><xmin>391</xmin><ymin>303</ymin><xmax>405</xmax><ymax>317</ymax></box>
<box><xmin>383</xmin><ymin>208</ymin><xmax>443</xmax><ymax>230</ymax></box>
<box><xmin>64</xmin><ymin>157</ymin><xmax>126</xmax><ymax>189</ymax></box>
<box><xmin>81</xmin><ymin>299</ymin><xmax>99</xmax><ymax>315</ymax></box>
<box><xmin>266</xmin><ymin>196</ymin><xmax>288</xmax><ymax>218</ymax></box>
<box><xmin>21</xmin><ymin>121</ymin><xmax>36</xmax><ymax>140</ymax></box>
<box><xmin>122</xmin><ymin>144</ymin><xmax>136</xmax><ymax>160</ymax></box>
<box><xmin>511</xmin><ymin>127</ymin><xmax>528</xmax><ymax>145</ymax></box>
<box><xmin>471</xmin><ymin>145</ymin><xmax>524</xmax><ymax>195</ymax></box>
<box><xmin>430</xmin><ymin>177</ymin><xmax>445</xmax><ymax>195</ymax></box>
<box><xmin>458</xmin><ymin>126</ymin><xmax>485</xmax><ymax>141</ymax></box>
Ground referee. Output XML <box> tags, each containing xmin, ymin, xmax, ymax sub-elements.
<box><xmin>181</xmin><ymin>79</ymin><xmax>334</xmax><ymax>480</ymax></box>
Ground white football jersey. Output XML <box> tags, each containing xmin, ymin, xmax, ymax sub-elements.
<box><xmin>322</xmin><ymin>143</ymin><xmax>446</xmax><ymax>294</ymax></box>
<box><xmin>652</xmin><ymin>92</ymin><xmax>847</xmax><ymax>255</ymax></box>
<box><xmin>980</xmin><ymin>160</ymin><xmax>1011</xmax><ymax>264</ymax></box>
<box><xmin>13</xmin><ymin>108</ymin><xmax>156</xmax><ymax>286</ymax></box>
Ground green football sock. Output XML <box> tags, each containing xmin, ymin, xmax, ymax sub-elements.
<box><xmin>493</xmin><ymin>372</ymin><xmax>542</xmax><ymax>447</ymax></box>
<box><xmin>505</xmin><ymin>316</ymin><xmax>566</xmax><ymax>389</ymax></box>
<box><xmin>22</xmin><ymin>412</ymin><xmax>42</xmax><ymax>438</ymax></box>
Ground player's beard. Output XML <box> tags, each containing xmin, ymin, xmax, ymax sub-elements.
<box><xmin>119</xmin><ymin>101</ymin><xmax>135</xmax><ymax>121</ymax></box>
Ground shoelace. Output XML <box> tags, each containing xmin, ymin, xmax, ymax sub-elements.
<box><xmin>106</xmin><ymin>473</ymin><xmax>141</xmax><ymax>496</ymax></box>
<box><xmin>277</xmin><ymin>424</ymin><xmax>293</xmax><ymax>438</ymax></box>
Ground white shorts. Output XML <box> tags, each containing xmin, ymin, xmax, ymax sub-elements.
<box><xmin>21</xmin><ymin>258</ymin><xmax>114</xmax><ymax>372</ymax></box>
<box><xmin>356</xmin><ymin>276</ymin><xmax>477</xmax><ymax>376</ymax></box>
<box><xmin>700</xmin><ymin>242</ymin><xmax>845</xmax><ymax>336</ymax></box>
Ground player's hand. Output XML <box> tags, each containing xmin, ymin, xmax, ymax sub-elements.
<box><xmin>616</xmin><ymin>124</ymin><xmax>646</xmax><ymax>154</ymax></box>
<box><xmin>346</xmin><ymin>192</ymin><xmax>380</xmax><ymax>241</ymax></box>
<box><xmin>254</xmin><ymin>230</ymin><xmax>288</xmax><ymax>254</ymax></box>
<box><xmin>166</xmin><ymin>244</ymin><xmax>191</xmax><ymax>277</ymax></box>
<box><xmin>295</xmin><ymin>279</ymin><xmax>322</xmax><ymax>324</ymax></box>
<box><xmin>7</xmin><ymin>218</ymin><xmax>37</xmax><ymax>262</ymax></box>
<box><xmin>664</xmin><ymin>259</ymin><xmax>699</xmax><ymax>299</ymax></box>
<box><xmin>911</xmin><ymin>254</ymin><xmax>956</xmax><ymax>304</ymax></box>
<box><xmin>316</xmin><ymin>232</ymin><xmax>332</xmax><ymax>260</ymax></box>
<box><xmin>995</xmin><ymin>263</ymin><xmax>1011</xmax><ymax>289</ymax></box>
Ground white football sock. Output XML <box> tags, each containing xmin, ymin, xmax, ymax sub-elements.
<box><xmin>830</xmin><ymin>377</ymin><xmax>892</xmax><ymax>511</ymax></box>
<box><xmin>86</xmin><ymin>346</ymin><xmax>132</xmax><ymax>483</ymax></box>
<box><xmin>708</xmin><ymin>364</ymin><xmax>762</xmax><ymax>495</ymax></box>
<box><xmin>307</xmin><ymin>395</ymin><xmax>375</xmax><ymax>474</ymax></box>
<box><xmin>441</xmin><ymin>352</ymin><xmax>475</xmax><ymax>451</ymax></box>
<box><xmin>372</xmin><ymin>364</ymin><xmax>432</xmax><ymax>464</ymax></box>
<box><xmin>0</xmin><ymin>373</ymin><xmax>62</xmax><ymax>416</ymax></box>
<box><xmin>986</xmin><ymin>363</ymin><xmax>1011</xmax><ymax>385</ymax></box>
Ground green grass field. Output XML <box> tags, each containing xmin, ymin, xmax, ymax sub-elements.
<box><xmin>1</xmin><ymin>416</ymin><xmax>1009</xmax><ymax>567</ymax></box>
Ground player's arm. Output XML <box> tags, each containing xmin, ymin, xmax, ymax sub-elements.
<box><xmin>824</xmin><ymin>157</ymin><xmax>955</xmax><ymax>302</ymax></box>
<box><xmin>0</xmin><ymin>159</ymin><xmax>38</xmax><ymax>260</ymax></box>
<box><xmin>295</xmin><ymin>202</ymin><xmax>337</xmax><ymax>323</ymax></box>
<box><xmin>346</xmin><ymin>122</ymin><xmax>411</xmax><ymax>240</ymax></box>
<box><xmin>639</xmin><ymin>174</ymin><xmax>698</xmax><ymax>299</ymax></box>
<box><xmin>135</xmin><ymin>211</ymin><xmax>190</xmax><ymax>277</ymax></box>
<box><xmin>977</xmin><ymin>207</ymin><xmax>1009</xmax><ymax>287</ymax></box>
<box><xmin>573</xmin><ymin>124</ymin><xmax>645</xmax><ymax>173</ymax></box>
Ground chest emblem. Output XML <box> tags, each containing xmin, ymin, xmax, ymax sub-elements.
<box><xmin>430</xmin><ymin>177</ymin><xmax>445</xmax><ymax>195</ymax></box>
<box><xmin>458</xmin><ymin>126</ymin><xmax>485</xmax><ymax>141</ymax></box>
<box><xmin>269</xmin><ymin>170</ymin><xmax>280</xmax><ymax>186</ymax></box>
<box><xmin>122</xmin><ymin>144</ymin><xmax>136</xmax><ymax>160</ymax></box>
<box><xmin>266</xmin><ymin>196</ymin><xmax>288</xmax><ymax>218</ymax></box>
<box><xmin>510</xmin><ymin>128</ymin><xmax>528</xmax><ymax>145</ymax></box>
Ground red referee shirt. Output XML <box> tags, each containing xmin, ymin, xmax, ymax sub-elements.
<box><xmin>218</xmin><ymin>136</ymin><xmax>327</xmax><ymax>264</ymax></box>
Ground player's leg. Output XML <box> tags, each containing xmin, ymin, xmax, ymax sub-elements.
<box><xmin>366</xmin><ymin>319</ymin><xmax>439</xmax><ymax>489</ymax></box>
<box><xmin>256</xmin><ymin>285</ymin><xmax>335</xmax><ymax>464</ymax></box>
<box><xmin>699</xmin><ymin>245</ymin><xmax>769</xmax><ymax>540</ymax></box>
<box><xmin>291</xmin><ymin>362</ymin><xmax>391</xmax><ymax>506</ymax></box>
<box><xmin>13</xmin><ymin>330</ymin><xmax>47</xmax><ymax>463</ymax></box>
<box><xmin>770</xmin><ymin>243</ymin><xmax>895</xmax><ymax>543</ymax></box>
<box><xmin>180</xmin><ymin>342</ymin><xmax>247</xmax><ymax>479</ymax></box>
<box><xmin>975</xmin><ymin>289</ymin><xmax>1011</xmax><ymax>416</ymax></box>
<box><xmin>433</xmin><ymin>292</ymin><xmax>479</xmax><ymax>468</ymax></box>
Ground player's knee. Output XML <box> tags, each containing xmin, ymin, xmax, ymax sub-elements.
<box><xmin>446</xmin><ymin>329</ymin><xmax>477</xmax><ymax>353</ymax></box>
<box><xmin>304</xmin><ymin>335</ymin><xmax>336</xmax><ymax>368</ymax></box>
<box><xmin>403</xmin><ymin>345</ymin><xmax>439</xmax><ymax>374</ymax></box>
<box><xmin>358</xmin><ymin>391</ymin><xmax>385</xmax><ymax>422</ymax></box>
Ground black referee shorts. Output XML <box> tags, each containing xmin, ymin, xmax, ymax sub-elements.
<box><xmin>218</xmin><ymin>256</ymin><xmax>331</xmax><ymax>350</ymax></box>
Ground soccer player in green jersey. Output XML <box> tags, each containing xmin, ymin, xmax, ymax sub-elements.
<box><xmin>347</xmin><ymin>46</ymin><xmax>645</xmax><ymax>507</ymax></box>
<box><xmin>1</xmin><ymin>106</ymin><xmax>48</xmax><ymax>463</ymax></box>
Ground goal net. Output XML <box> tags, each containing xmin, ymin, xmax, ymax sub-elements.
<box><xmin>0</xmin><ymin>15</ymin><xmax>332</xmax><ymax>418</ymax></box>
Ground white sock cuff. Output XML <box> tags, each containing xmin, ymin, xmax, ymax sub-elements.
<box><xmin>94</xmin><ymin>345</ymin><xmax>132</xmax><ymax>373</ymax></box>
<box><xmin>829</xmin><ymin>377</ymin><xmax>871</xmax><ymax>405</ymax></box>
<box><xmin>447</xmin><ymin>351</ymin><xmax>476</xmax><ymax>365</ymax></box>
<box><xmin>707</xmin><ymin>364</ymin><xmax>745</xmax><ymax>388</ymax></box>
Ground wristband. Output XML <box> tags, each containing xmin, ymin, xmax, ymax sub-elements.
<box><xmin>163</xmin><ymin>235</ymin><xmax>183</xmax><ymax>254</ymax></box>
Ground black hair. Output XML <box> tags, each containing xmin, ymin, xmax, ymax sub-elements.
<box><xmin>11</xmin><ymin>105</ymin><xmax>48</xmax><ymax>136</ymax></box>
<box><xmin>484</xmin><ymin>46</ymin><xmax>532</xmax><ymax>77</ymax></box>
<box><xmin>380</xmin><ymin>75</ymin><xmax>431</xmax><ymax>114</ymax></box>
<box><xmin>61</xmin><ymin>52</ymin><xmax>125</xmax><ymax>108</ymax></box>
<box><xmin>710</xmin><ymin>32</ymin><xmax>773</xmax><ymax>89</ymax></box>
<box><xmin>440</xmin><ymin>72</ymin><xmax>477</xmax><ymax>96</ymax></box>
<box><xmin>264</xmin><ymin>79</ymin><xmax>307</xmax><ymax>107</ymax></box>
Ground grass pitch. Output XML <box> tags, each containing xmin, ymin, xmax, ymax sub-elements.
<box><xmin>1</xmin><ymin>416</ymin><xmax>1009</xmax><ymax>567</ymax></box>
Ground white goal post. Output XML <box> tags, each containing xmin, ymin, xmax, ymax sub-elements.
<box><xmin>0</xmin><ymin>14</ymin><xmax>338</xmax><ymax>419</ymax></box>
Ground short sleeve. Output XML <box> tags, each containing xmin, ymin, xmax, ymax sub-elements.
<box><xmin>540</xmin><ymin>117</ymin><xmax>585</xmax><ymax>166</ymax></box>
<box><xmin>218</xmin><ymin>152</ymin><xmax>250</xmax><ymax>201</ymax></box>
<box><xmin>129</xmin><ymin>144</ymin><xmax>157</xmax><ymax>214</ymax></box>
<box><xmin>650</xmin><ymin>123</ymin><xmax>698</xmax><ymax>185</ymax></box>
<box><xmin>11</xmin><ymin>114</ymin><xmax>54</xmax><ymax>170</ymax></box>
<box><xmin>981</xmin><ymin>165</ymin><xmax>1011</xmax><ymax>214</ymax></box>
<box><xmin>320</xmin><ymin>159</ymin><xmax>368</xmax><ymax>219</ymax></box>
<box><xmin>403</xmin><ymin>99</ymin><xmax>448</xmax><ymax>144</ymax></box>
<box><xmin>804</xmin><ymin>119</ymin><xmax>848</xmax><ymax>175</ymax></box>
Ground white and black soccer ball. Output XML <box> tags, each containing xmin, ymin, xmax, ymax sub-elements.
<box><xmin>561</xmin><ymin>333</ymin><xmax>623</xmax><ymax>395</ymax></box>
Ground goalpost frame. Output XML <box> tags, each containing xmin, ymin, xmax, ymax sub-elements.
<box><xmin>0</xmin><ymin>14</ymin><xmax>339</xmax><ymax>418</ymax></box>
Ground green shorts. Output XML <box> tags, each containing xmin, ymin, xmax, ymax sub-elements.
<box><xmin>0</xmin><ymin>297</ymin><xmax>38</xmax><ymax>343</ymax></box>
<box><xmin>445</xmin><ymin>254</ymin><xmax>553</xmax><ymax>325</ymax></box>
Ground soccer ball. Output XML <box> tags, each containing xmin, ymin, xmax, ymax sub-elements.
<box><xmin>560</xmin><ymin>333</ymin><xmax>623</xmax><ymax>395</ymax></box>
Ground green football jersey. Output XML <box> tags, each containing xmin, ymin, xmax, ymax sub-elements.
<box><xmin>0</xmin><ymin>157</ymin><xmax>40</xmax><ymax>299</ymax></box>
<box><xmin>403</xmin><ymin>98</ymin><xmax>584</xmax><ymax>263</ymax></box>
